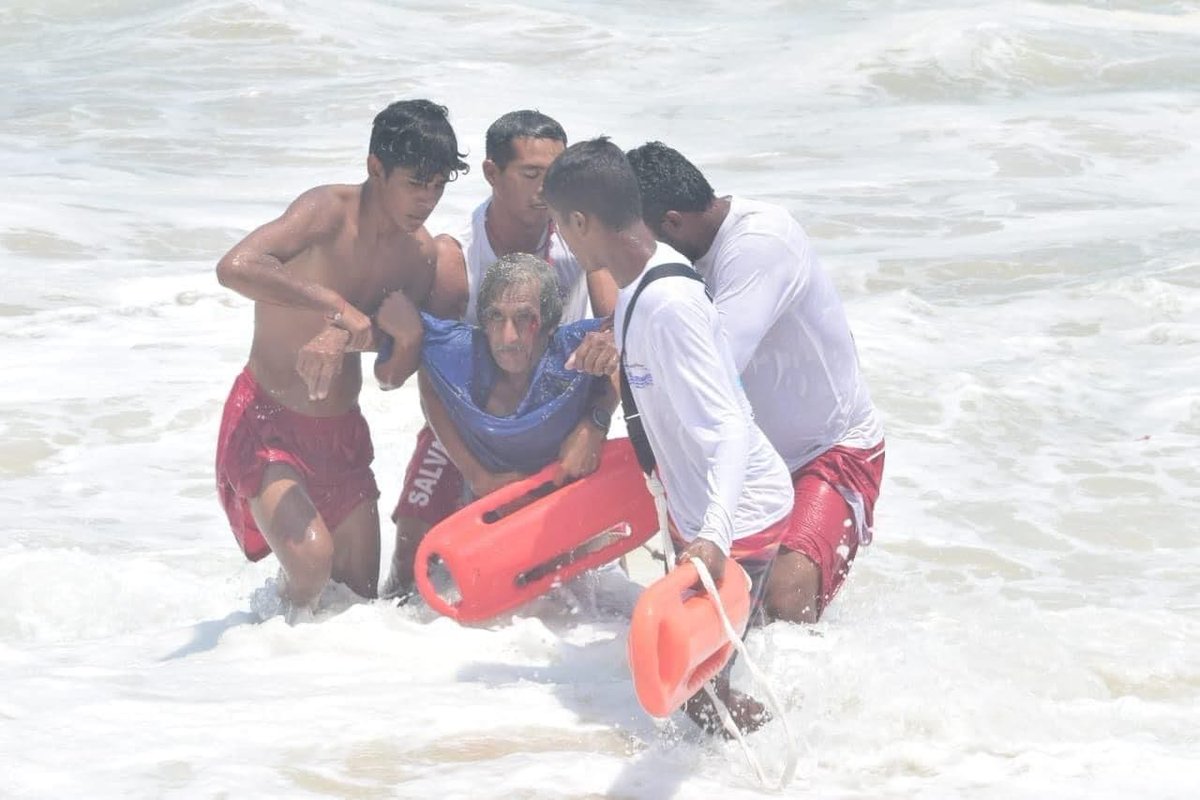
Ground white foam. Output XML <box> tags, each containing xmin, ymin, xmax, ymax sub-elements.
<box><xmin>2</xmin><ymin>1</ymin><xmax>1198</xmax><ymax>797</ymax></box>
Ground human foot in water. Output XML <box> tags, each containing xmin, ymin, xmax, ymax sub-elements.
<box><xmin>684</xmin><ymin>687</ymin><xmax>771</xmax><ymax>737</ymax></box>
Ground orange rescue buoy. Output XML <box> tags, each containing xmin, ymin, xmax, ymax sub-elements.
<box><xmin>414</xmin><ymin>437</ymin><xmax>658</xmax><ymax>623</ymax></box>
<box><xmin>627</xmin><ymin>559</ymin><xmax>752</xmax><ymax>717</ymax></box>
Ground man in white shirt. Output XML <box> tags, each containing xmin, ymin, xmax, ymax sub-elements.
<box><xmin>544</xmin><ymin>138</ymin><xmax>794</xmax><ymax>733</ymax></box>
<box><xmin>382</xmin><ymin>111</ymin><xmax>619</xmax><ymax>599</ymax></box>
<box><xmin>626</xmin><ymin>141</ymin><xmax>886</xmax><ymax>624</ymax></box>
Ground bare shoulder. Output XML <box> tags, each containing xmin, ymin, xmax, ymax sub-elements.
<box><xmin>281</xmin><ymin>184</ymin><xmax>356</xmax><ymax>239</ymax></box>
<box><xmin>434</xmin><ymin>231</ymin><xmax>464</xmax><ymax>252</ymax></box>
<box><xmin>433</xmin><ymin>232</ymin><xmax>465</xmax><ymax>272</ymax></box>
<box><xmin>219</xmin><ymin>184</ymin><xmax>354</xmax><ymax>269</ymax></box>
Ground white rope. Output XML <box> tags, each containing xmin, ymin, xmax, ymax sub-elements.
<box><xmin>644</xmin><ymin>473</ymin><xmax>673</xmax><ymax>576</ymax></box>
<box><xmin>690</xmin><ymin>556</ymin><xmax>800</xmax><ymax>792</ymax></box>
<box><xmin>642</xmin><ymin>474</ymin><xmax>800</xmax><ymax>787</ymax></box>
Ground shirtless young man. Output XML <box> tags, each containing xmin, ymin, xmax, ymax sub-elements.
<box><xmin>214</xmin><ymin>99</ymin><xmax>468</xmax><ymax>610</ymax></box>
<box><xmin>544</xmin><ymin>138</ymin><xmax>795</xmax><ymax>733</ymax></box>
<box><xmin>626</xmin><ymin>142</ymin><xmax>885</xmax><ymax>624</ymax></box>
<box><xmin>382</xmin><ymin>110</ymin><xmax>619</xmax><ymax>599</ymax></box>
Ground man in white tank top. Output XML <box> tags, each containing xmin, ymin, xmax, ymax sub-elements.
<box><xmin>627</xmin><ymin>142</ymin><xmax>886</xmax><ymax>625</ymax></box>
<box><xmin>382</xmin><ymin>111</ymin><xmax>619</xmax><ymax>600</ymax></box>
<box><xmin>545</xmin><ymin>138</ymin><xmax>794</xmax><ymax>734</ymax></box>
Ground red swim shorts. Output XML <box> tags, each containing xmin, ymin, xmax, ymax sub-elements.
<box><xmin>672</xmin><ymin>513</ymin><xmax>788</xmax><ymax>629</ymax></box>
<box><xmin>215</xmin><ymin>367</ymin><xmax>380</xmax><ymax>562</ymax></box>
<box><xmin>390</xmin><ymin>424</ymin><xmax>467</xmax><ymax>526</ymax></box>
<box><xmin>732</xmin><ymin>515</ymin><xmax>788</xmax><ymax>628</ymax></box>
<box><xmin>782</xmin><ymin>440</ymin><xmax>885</xmax><ymax>612</ymax></box>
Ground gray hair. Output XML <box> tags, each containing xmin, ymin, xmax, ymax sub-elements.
<box><xmin>477</xmin><ymin>252</ymin><xmax>563</xmax><ymax>332</ymax></box>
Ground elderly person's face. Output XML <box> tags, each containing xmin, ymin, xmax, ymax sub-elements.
<box><xmin>479</xmin><ymin>280</ymin><xmax>547</xmax><ymax>379</ymax></box>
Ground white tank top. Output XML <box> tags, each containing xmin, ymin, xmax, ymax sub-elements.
<box><xmin>455</xmin><ymin>199</ymin><xmax>591</xmax><ymax>326</ymax></box>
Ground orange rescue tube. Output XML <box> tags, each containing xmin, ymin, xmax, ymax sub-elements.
<box><xmin>414</xmin><ymin>437</ymin><xmax>657</xmax><ymax>623</ymax></box>
<box><xmin>627</xmin><ymin>559</ymin><xmax>752</xmax><ymax>717</ymax></box>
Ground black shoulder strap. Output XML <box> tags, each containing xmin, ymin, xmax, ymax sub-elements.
<box><xmin>619</xmin><ymin>263</ymin><xmax>707</xmax><ymax>476</ymax></box>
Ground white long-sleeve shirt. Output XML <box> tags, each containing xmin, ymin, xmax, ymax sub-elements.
<box><xmin>694</xmin><ymin>197</ymin><xmax>883</xmax><ymax>471</ymax></box>
<box><xmin>615</xmin><ymin>247</ymin><xmax>793</xmax><ymax>555</ymax></box>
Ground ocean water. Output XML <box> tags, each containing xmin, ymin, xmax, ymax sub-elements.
<box><xmin>2</xmin><ymin>0</ymin><xmax>1198</xmax><ymax>797</ymax></box>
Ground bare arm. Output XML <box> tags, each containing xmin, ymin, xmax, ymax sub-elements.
<box><xmin>417</xmin><ymin>370</ymin><xmax>526</xmax><ymax>497</ymax></box>
<box><xmin>398</xmin><ymin>230</ymin><xmax>440</xmax><ymax>315</ymax></box>
<box><xmin>422</xmin><ymin>234</ymin><xmax>469</xmax><ymax>320</ymax></box>
<box><xmin>216</xmin><ymin>188</ymin><xmax>344</xmax><ymax>311</ymax></box>
<box><xmin>555</xmin><ymin>377</ymin><xmax>618</xmax><ymax>483</ymax></box>
<box><xmin>373</xmin><ymin>290</ymin><xmax>425</xmax><ymax>389</ymax></box>
<box><xmin>592</xmin><ymin>373</ymin><xmax>619</xmax><ymax>417</ymax></box>
<box><xmin>585</xmin><ymin>268</ymin><xmax>619</xmax><ymax>318</ymax></box>
<box><xmin>216</xmin><ymin>187</ymin><xmax>374</xmax><ymax>348</ymax></box>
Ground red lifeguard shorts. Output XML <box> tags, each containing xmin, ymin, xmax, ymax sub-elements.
<box><xmin>215</xmin><ymin>368</ymin><xmax>380</xmax><ymax>562</ymax></box>
<box><xmin>731</xmin><ymin>515</ymin><xmax>789</xmax><ymax>628</ymax></box>
<box><xmin>782</xmin><ymin>440</ymin><xmax>886</xmax><ymax>612</ymax></box>
<box><xmin>390</xmin><ymin>424</ymin><xmax>466</xmax><ymax>526</ymax></box>
<box><xmin>673</xmin><ymin>515</ymin><xmax>788</xmax><ymax>629</ymax></box>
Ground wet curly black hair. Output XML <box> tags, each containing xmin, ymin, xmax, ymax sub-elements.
<box><xmin>369</xmin><ymin>100</ymin><xmax>469</xmax><ymax>182</ymax></box>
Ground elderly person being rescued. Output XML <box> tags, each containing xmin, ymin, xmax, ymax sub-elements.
<box><xmin>374</xmin><ymin>252</ymin><xmax>619</xmax><ymax>600</ymax></box>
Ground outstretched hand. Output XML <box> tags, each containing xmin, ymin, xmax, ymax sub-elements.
<box><xmin>564</xmin><ymin>322</ymin><xmax>619</xmax><ymax>376</ymax></box>
<box><xmin>297</xmin><ymin>325</ymin><xmax>351</xmax><ymax>401</ymax></box>
<box><xmin>678</xmin><ymin>538</ymin><xmax>727</xmax><ymax>588</ymax></box>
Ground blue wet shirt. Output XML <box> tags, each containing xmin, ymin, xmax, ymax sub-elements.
<box><xmin>380</xmin><ymin>314</ymin><xmax>605</xmax><ymax>474</ymax></box>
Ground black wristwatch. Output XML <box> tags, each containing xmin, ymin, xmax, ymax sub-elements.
<box><xmin>589</xmin><ymin>406</ymin><xmax>612</xmax><ymax>432</ymax></box>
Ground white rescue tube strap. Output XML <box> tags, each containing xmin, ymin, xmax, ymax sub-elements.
<box><xmin>689</xmin><ymin>555</ymin><xmax>800</xmax><ymax>791</ymax></box>
<box><xmin>645</xmin><ymin>473</ymin><xmax>673</xmax><ymax>576</ymax></box>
